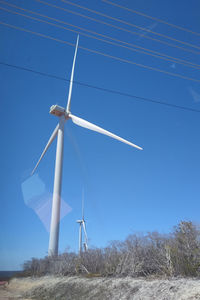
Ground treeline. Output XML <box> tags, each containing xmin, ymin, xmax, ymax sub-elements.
<box><xmin>23</xmin><ymin>221</ymin><xmax>200</xmax><ymax>278</ymax></box>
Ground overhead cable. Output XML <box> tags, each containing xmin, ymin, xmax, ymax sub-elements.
<box><xmin>102</xmin><ymin>0</ymin><xmax>200</xmax><ymax>37</ymax></box>
<box><xmin>33</xmin><ymin>0</ymin><xmax>200</xmax><ymax>66</ymax></box>
<box><xmin>1</xmin><ymin>20</ymin><xmax>200</xmax><ymax>84</ymax></box>
<box><xmin>1</xmin><ymin>2</ymin><xmax>200</xmax><ymax>70</ymax></box>
<box><xmin>56</xmin><ymin>0</ymin><xmax>200</xmax><ymax>53</ymax></box>
<box><xmin>21</xmin><ymin>0</ymin><xmax>200</xmax><ymax>56</ymax></box>
<box><xmin>35</xmin><ymin>0</ymin><xmax>200</xmax><ymax>56</ymax></box>
<box><xmin>1</xmin><ymin>60</ymin><xmax>200</xmax><ymax>114</ymax></box>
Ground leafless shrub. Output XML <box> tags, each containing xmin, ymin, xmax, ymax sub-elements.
<box><xmin>23</xmin><ymin>221</ymin><xmax>200</xmax><ymax>278</ymax></box>
<box><xmin>81</xmin><ymin>248</ymin><xmax>105</xmax><ymax>274</ymax></box>
<box><xmin>103</xmin><ymin>246</ymin><xmax>121</xmax><ymax>276</ymax></box>
<box><xmin>170</xmin><ymin>221</ymin><xmax>200</xmax><ymax>276</ymax></box>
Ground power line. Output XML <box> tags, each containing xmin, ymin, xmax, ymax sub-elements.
<box><xmin>1</xmin><ymin>60</ymin><xmax>200</xmax><ymax>113</ymax></box>
<box><xmin>1</xmin><ymin>2</ymin><xmax>200</xmax><ymax>71</ymax></box>
<box><xmin>60</xmin><ymin>0</ymin><xmax>200</xmax><ymax>50</ymax></box>
<box><xmin>103</xmin><ymin>0</ymin><xmax>200</xmax><ymax>37</ymax></box>
<box><xmin>33</xmin><ymin>0</ymin><xmax>200</xmax><ymax>68</ymax></box>
<box><xmin>35</xmin><ymin>0</ymin><xmax>200</xmax><ymax>57</ymax></box>
<box><xmin>58</xmin><ymin>0</ymin><xmax>200</xmax><ymax>54</ymax></box>
<box><xmin>1</xmin><ymin>20</ymin><xmax>200</xmax><ymax>84</ymax></box>
<box><xmin>23</xmin><ymin>0</ymin><xmax>200</xmax><ymax>56</ymax></box>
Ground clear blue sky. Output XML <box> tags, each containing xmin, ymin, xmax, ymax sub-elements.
<box><xmin>1</xmin><ymin>0</ymin><xmax>200</xmax><ymax>270</ymax></box>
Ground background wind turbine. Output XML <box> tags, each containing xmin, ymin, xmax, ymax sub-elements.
<box><xmin>31</xmin><ymin>35</ymin><xmax>143</xmax><ymax>256</ymax></box>
<box><xmin>76</xmin><ymin>191</ymin><xmax>88</xmax><ymax>255</ymax></box>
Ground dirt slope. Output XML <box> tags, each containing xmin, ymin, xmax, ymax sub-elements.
<box><xmin>1</xmin><ymin>276</ymin><xmax>200</xmax><ymax>300</ymax></box>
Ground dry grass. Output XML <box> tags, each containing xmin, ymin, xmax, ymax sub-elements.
<box><xmin>1</xmin><ymin>276</ymin><xmax>200</xmax><ymax>300</ymax></box>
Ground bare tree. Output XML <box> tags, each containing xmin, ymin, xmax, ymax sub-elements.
<box><xmin>22</xmin><ymin>221</ymin><xmax>200</xmax><ymax>278</ymax></box>
<box><xmin>171</xmin><ymin>221</ymin><xmax>200</xmax><ymax>276</ymax></box>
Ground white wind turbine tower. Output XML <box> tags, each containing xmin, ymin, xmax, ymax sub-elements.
<box><xmin>31</xmin><ymin>35</ymin><xmax>143</xmax><ymax>257</ymax></box>
<box><xmin>76</xmin><ymin>192</ymin><xmax>88</xmax><ymax>256</ymax></box>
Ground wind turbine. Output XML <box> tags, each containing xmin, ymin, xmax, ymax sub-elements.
<box><xmin>31</xmin><ymin>35</ymin><xmax>143</xmax><ymax>257</ymax></box>
<box><xmin>76</xmin><ymin>191</ymin><xmax>88</xmax><ymax>255</ymax></box>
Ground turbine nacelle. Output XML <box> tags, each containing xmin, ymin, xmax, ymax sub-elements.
<box><xmin>50</xmin><ymin>105</ymin><xmax>70</xmax><ymax>119</ymax></box>
<box><xmin>76</xmin><ymin>219</ymin><xmax>83</xmax><ymax>224</ymax></box>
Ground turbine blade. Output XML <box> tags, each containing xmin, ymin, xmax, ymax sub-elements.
<box><xmin>82</xmin><ymin>188</ymin><xmax>84</xmax><ymax>220</ymax></box>
<box><xmin>66</xmin><ymin>35</ymin><xmax>79</xmax><ymax>113</ymax></box>
<box><xmin>82</xmin><ymin>221</ymin><xmax>88</xmax><ymax>250</ymax></box>
<box><xmin>31</xmin><ymin>124</ymin><xmax>59</xmax><ymax>175</ymax></box>
<box><xmin>70</xmin><ymin>114</ymin><xmax>143</xmax><ymax>150</ymax></box>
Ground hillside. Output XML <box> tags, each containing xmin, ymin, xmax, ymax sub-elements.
<box><xmin>1</xmin><ymin>275</ymin><xmax>200</xmax><ymax>300</ymax></box>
